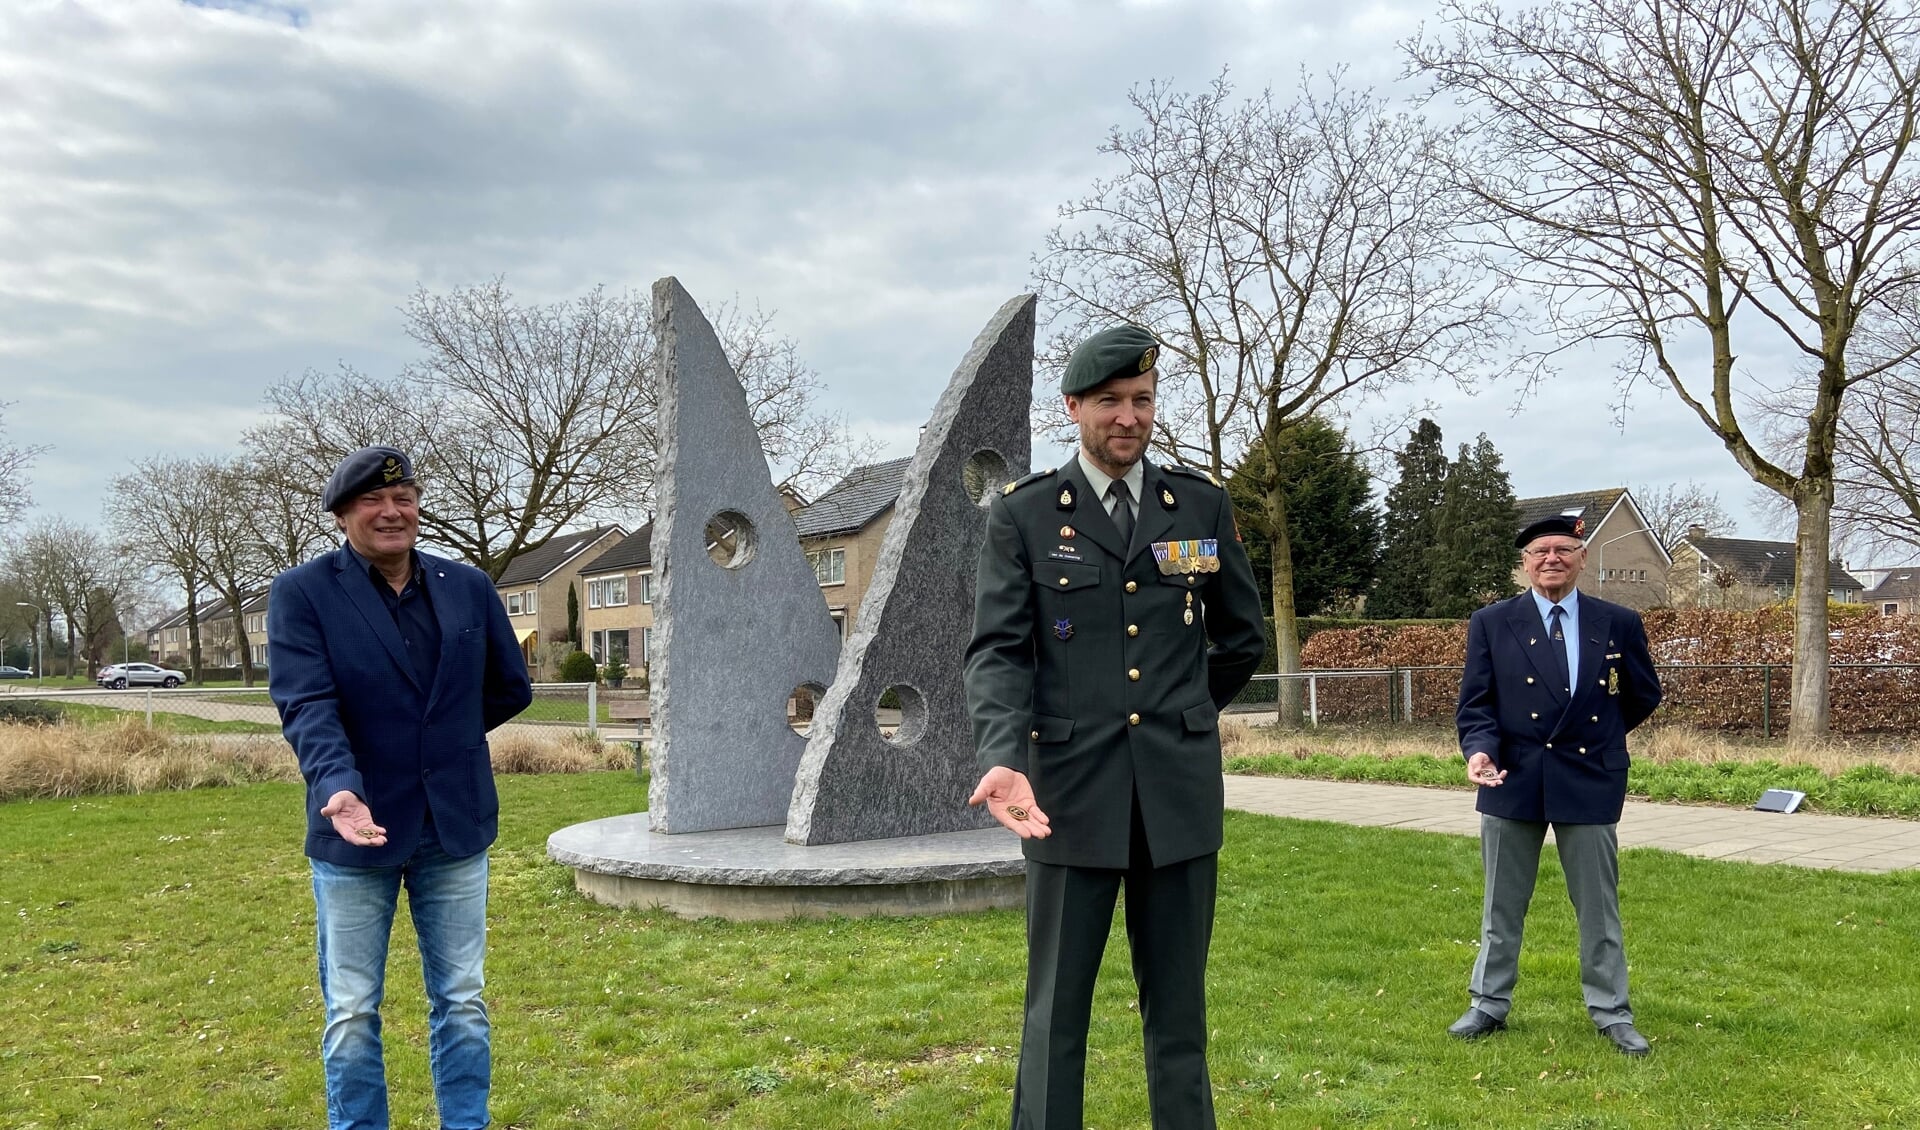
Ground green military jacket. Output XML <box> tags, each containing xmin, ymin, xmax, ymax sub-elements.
<box><xmin>964</xmin><ymin>457</ymin><xmax>1265</xmax><ymax>869</ymax></box>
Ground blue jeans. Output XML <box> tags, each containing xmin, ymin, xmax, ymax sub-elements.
<box><xmin>311</xmin><ymin>840</ymin><xmax>490</xmax><ymax>1130</ymax></box>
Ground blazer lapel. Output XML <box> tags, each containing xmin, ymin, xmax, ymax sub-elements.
<box><xmin>423</xmin><ymin>553</ymin><xmax>463</xmax><ymax>711</ymax></box>
<box><xmin>1571</xmin><ymin>600</ymin><xmax>1612</xmax><ymax>711</ymax></box>
<box><xmin>1128</xmin><ymin>461</ymin><xmax>1177</xmax><ymax>566</ymax></box>
<box><xmin>1056</xmin><ymin>461</ymin><xmax>1126</xmax><ymax>562</ymax></box>
<box><xmin>333</xmin><ymin>550</ymin><xmax>424</xmax><ymax>693</ymax></box>
<box><xmin>1504</xmin><ymin>595</ymin><xmax>1567</xmax><ymax>704</ymax></box>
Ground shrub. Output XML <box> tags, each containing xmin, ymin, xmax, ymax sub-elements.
<box><xmin>557</xmin><ymin>650</ymin><xmax>598</xmax><ymax>683</ymax></box>
<box><xmin>602</xmin><ymin>655</ymin><xmax>627</xmax><ymax>684</ymax></box>
<box><xmin>0</xmin><ymin>699</ymin><xmax>61</xmax><ymax>726</ymax></box>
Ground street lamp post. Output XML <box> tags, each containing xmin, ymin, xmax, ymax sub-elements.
<box><xmin>15</xmin><ymin>602</ymin><xmax>45</xmax><ymax>686</ymax></box>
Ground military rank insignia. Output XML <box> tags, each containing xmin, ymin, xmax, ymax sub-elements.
<box><xmin>381</xmin><ymin>456</ymin><xmax>404</xmax><ymax>483</ymax></box>
<box><xmin>1160</xmin><ymin>486</ymin><xmax>1176</xmax><ymax>509</ymax></box>
<box><xmin>1608</xmin><ymin>667</ymin><xmax>1619</xmax><ymax>696</ymax></box>
<box><xmin>1058</xmin><ymin>484</ymin><xmax>1075</xmax><ymax>508</ymax></box>
<box><xmin>1151</xmin><ymin>539</ymin><xmax>1220</xmax><ymax>575</ymax></box>
<box><xmin>1054</xmin><ymin>618</ymin><xmax>1074</xmax><ymax>641</ymax></box>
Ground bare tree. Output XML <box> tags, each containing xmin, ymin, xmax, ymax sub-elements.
<box><xmin>1833</xmin><ymin>366</ymin><xmax>1920</xmax><ymax>552</ymax></box>
<box><xmin>107</xmin><ymin>457</ymin><xmax>218</xmax><ymax>682</ymax></box>
<box><xmin>7</xmin><ymin>518</ymin><xmax>136</xmax><ymax>676</ymax></box>
<box><xmin>1035</xmin><ymin>73</ymin><xmax>1508</xmax><ymax>723</ymax></box>
<box><xmin>0</xmin><ymin>402</ymin><xmax>47</xmax><ymax>530</ymax></box>
<box><xmin>252</xmin><ymin>280</ymin><xmax>870</xmax><ymax>579</ymax></box>
<box><xmin>237</xmin><ymin>437</ymin><xmax>340</xmax><ymax>573</ymax></box>
<box><xmin>1412</xmin><ymin>0</ymin><xmax>1920</xmax><ymax>739</ymax></box>
<box><xmin>1630</xmin><ymin>480</ymin><xmax>1737</xmax><ymax>549</ymax></box>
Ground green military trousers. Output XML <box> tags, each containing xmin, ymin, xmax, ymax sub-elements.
<box><xmin>1011</xmin><ymin>800</ymin><xmax>1218</xmax><ymax>1130</ymax></box>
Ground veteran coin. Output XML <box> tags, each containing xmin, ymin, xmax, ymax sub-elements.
<box><xmin>1005</xmin><ymin>804</ymin><xmax>1029</xmax><ymax>821</ymax></box>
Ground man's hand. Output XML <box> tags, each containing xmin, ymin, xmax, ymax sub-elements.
<box><xmin>321</xmin><ymin>790</ymin><xmax>388</xmax><ymax>847</ymax></box>
<box><xmin>1465</xmin><ymin>752</ymin><xmax>1507</xmax><ymax>788</ymax></box>
<box><xmin>968</xmin><ymin>767</ymin><xmax>1052</xmax><ymax>839</ymax></box>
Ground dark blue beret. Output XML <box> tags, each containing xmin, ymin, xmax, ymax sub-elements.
<box><xmin>1061</xmin><ymin>325</ymin><xmax>1161</xmax><ymax>396</ymax></box>
<box><xmin>322</xmin><ymin>446</ymin><xmax>415</xmax><ymax>512</ymax></box>
<box><xmin>1516</xmin><ymin>515</ymin><xmax>1583</xmax><ymax>549</ymax></box>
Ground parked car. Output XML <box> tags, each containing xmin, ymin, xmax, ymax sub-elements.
<box><xmin>96</xmin><ymin>662</ymin><xmax>186</xmax><ymax>689</ymax></box>
<box><xmin>0</xmin><ymin>665</ymin><xmax>32</xmax><ymax>679</ymax></box>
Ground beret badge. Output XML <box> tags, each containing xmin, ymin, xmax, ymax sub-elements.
<box><xmin>382</xmin><ymin>457</ymin><xmax>404</xmax><ymax>484</ymax></box>
<box><xmin>1138</xmin><ymin>344</ymin><xmax>1158</xmax><ymax>373</ymax></box>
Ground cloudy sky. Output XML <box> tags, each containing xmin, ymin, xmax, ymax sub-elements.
<box><xmin>1</xmin><ymin>0</ymin><xmax>1854</xmax><ymax>561</ymax></box>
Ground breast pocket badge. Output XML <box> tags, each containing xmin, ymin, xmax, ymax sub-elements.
<box><xmin>1054</xmin><ymin>618</ymin><xmax>1074</xmax><ymax>641</ymax></box>
<box><xmin>1608</xmin><ymin>667</ymin><xmax>1619</xmax><ymax>696</ymax></box>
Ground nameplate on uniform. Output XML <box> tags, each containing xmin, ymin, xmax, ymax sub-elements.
<box><xmin>1151</xmin><ymin>539</ymin><xmax>1219</xmax><ymax>575</ymax></box>
<box><xmin>1047</xmin><ymin>545</ymin><xmax>1084</xmax><ymax>563</ymax></box>
<box><xmin>1754</xmin><ymin>789</ymin><xmax>1806</xmax><ymax>814</ymax></box>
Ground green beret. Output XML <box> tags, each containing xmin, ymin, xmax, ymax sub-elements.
<box><xmin>1061</xmin><ymin>324</ymin><xmax>1161</xmax><ymax>396</ymax></box>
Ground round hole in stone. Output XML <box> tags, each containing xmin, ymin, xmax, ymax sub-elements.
<box><xmin>704</xmin><ymin>510</ymin><xmax>756</xmax><ymax>569</ymax></box>
<box><xmin>875</xmin><ymin>683</ymin><xmax>928</xmax><ymax>746</ymax></box>
<box><xmin>787</xmin><ymin>682</ymin><xmax>827</xmax><ymax>736</ymax></box>
<box><xmin>962</xmin><ymin>448</ymin><xmax>1011</xmax><ymax>509</ymax></box>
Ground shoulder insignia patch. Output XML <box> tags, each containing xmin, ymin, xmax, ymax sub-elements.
<box><xmin>1164</xmin><ymin>463</ymin><xmax>1222</xmax><ymax>488</ymax></box>
<box><xmin>1001</xmin><ymin>467</ymin><xmax>1057</xmax><ymax>496</ymax></box>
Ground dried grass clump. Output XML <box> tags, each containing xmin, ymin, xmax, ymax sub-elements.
<box><xmin>0</xmin><ymin>719</ymin><xmax>299</xmax><ymax>801</ymax></box>
<box><xmin>488</xmin><ymin>730</ymin><xmax>633</xmax><ymax>774</ymax></box>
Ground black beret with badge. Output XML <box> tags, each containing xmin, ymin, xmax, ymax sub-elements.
<box><xmin>321</xmin><ymin>446</ymin><xmax>416</xmax><ymax>512</ymax></box>
<box><xmin>1515</xmin><ymin>514</ymin><xmax>1584</xmax><ymax>549</ymax></box>
<box><xmin>1061</xmin><ymin>324</ymin><xmax>1161</xmax><ymax>396</ymax></box>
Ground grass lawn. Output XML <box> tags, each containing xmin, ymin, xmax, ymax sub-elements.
<box><xmin>44</xmin><ymin>701</ymin><xmax>281</xmax><ymax>736</ymax></box>
<box><xmin>4</xmin><ymin>774</ymin><xmax>1917</xmax><ymax>1128</ymax></box>
<box><xmin>516</xmin><ymin>695</ymin><xmax>614</xmax><ymax>726</ymax></box>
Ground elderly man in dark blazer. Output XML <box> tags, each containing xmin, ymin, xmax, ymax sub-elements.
<box><xmin>269</xmin><ymin>446</ymin><xmax>531</xmax><ymax>1130</ymax></box>
<box><xmin>965</xmin><ymin>325</ymin><xmax>1266</xmax><ymax>1129</ymax></box>
<box><xmin>1450</xmin><ymin>514</ymin><xmax>1663</xmax><ymax>1057</ymax></box>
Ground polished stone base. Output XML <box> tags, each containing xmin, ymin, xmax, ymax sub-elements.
<box><xmin>548</xmin><ymin>815</ymin><xmax>1026</xmax><ymax>921</ymax></box>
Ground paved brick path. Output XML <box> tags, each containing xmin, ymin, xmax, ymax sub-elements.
<box><xmin>1224</xmin><ymin>776</ymin><xmax>1920</xmax><ymax>874</ymax></box>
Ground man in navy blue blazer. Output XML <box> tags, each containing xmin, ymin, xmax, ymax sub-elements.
<box><xmin>1449</xmin><ymin>514</ymin><xmax>1662</xmax><ymax>1057</ymax></box>
<box><xmin>269</xmin><ymin>446</ymin><xmax>531</xmax><ymax>1130</ymax></box>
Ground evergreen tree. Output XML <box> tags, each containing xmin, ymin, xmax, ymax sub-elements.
<box><xmin>1368</xmin><ymin>419</ymin><xmax>1449</xmax><ymax>617</ymax></box>
<box><xmin>566</xmin><ymin>583</ymin><xmax>580</xmax><ymax>647</ymax></box>
<box><xmin>1426</xmin><ymin>433</ymin><xmax>1520</xmax><ymax>618</ymax></box>
<box><xmin>1228</xmin><ymin>418</ymin><xmax>1381</xmax><ymax>618</ymax></box>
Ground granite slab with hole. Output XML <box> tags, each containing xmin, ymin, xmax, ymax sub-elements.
<box><xmin>784</xmin><ymin>294</ymin><xmax>1036</xmax><ymax>845</ymax></box>
<box><xmin>646</xmin><ymin>277</ymin><xmax>844</xmax><ymax>834</ymax></box>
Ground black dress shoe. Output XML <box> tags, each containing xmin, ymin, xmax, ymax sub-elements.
<box><xmin>1600</xmin><ymin>1022</ymin><xmax>1650</xmax><ymax>1057</ymax></box>
<box><xmin>1447</xmin><ymin>1008</ymin><xmax>1507</xmax><ymax>1040</ymax></box>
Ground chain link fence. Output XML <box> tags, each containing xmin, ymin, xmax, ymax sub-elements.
<box><xmin>0</xmin><ymin>682</ymin><xmax>626</xmax><ymax>737</ymax></box>
<box><xmin>1233</xmin><ymin>664</ymin><xmax>1920</xmax><ymax>736</ymax></box>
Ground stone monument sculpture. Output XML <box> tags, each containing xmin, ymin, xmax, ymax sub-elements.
<box><xmin>547</xmin><ymin>279</ymin><xmax>1034</xmax><ymax>918</ymax></box>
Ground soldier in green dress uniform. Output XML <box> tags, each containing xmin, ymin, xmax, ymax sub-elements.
<box><xmin>964</xmin><ymin>324</ymin><xmax>1266</xmax><ymax>1130</ymax></box>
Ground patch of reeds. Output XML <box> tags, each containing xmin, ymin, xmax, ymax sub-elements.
<box><xmin>0</xmin><ymin>720</ymin><xmax>635</xmax><ymax>801</ymax></box>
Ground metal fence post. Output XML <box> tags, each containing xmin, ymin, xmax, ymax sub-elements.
<box><xmin>145</xmin><ymin>688</ymin><xmax>154</xmax><ymax>728</ymax></box>
<box><xmin>1402</xmin><ymin>668</ymin><xmax>1414</xmax><ymax>725</ymax></box>
<box><xmin>1308</xmin><ymin>675</ymin><xmax>1319</xmax><ymax>728</ymax></box>
<box><xmin>586</xmin><ymin>682</ymin><xmax>598</xmax><ymax>739</ymax></box>
<box><xmin>1762</xmin><ymin>665</ymin><xmax>1772</xmax><ymax>741</ymax></box>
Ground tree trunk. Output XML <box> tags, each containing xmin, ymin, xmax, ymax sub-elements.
<box><xmin>185</xmin><ymin>594</ymin><xmax>204</xmax><ymax>687</ymax></box>
<box><xmin>230</xmin><ymin>601</ymin><xmax>254</xmax><ymax>687</ymax></box>
<box><xmin>1788</xmin><ymin>489</ymin><xmax>1834</xmax><ymax>743</ymax></box>
<box><xmin>1265</xmin><ymin>481</ymin><xmax>1303</xmax><ymax>727</ymax></box>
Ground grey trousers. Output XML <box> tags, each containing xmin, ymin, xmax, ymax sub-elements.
<box><xmin>1469</xmin><ymin>814</ymin><xmax>1632</xmax><ymax>1028</ymax></box>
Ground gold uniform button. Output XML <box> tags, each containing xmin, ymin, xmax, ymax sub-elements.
<box><xmin>1125</xmin><ymin>580</ymin><xmax>1138</xmax><ymax>593</ymax></box>
<box><xmin>1579</xmin><ymin>747</ymin><xmax>1588</xmax><ymax>755</ymax></box>
<box><xmin>1530</xmin><ymin>712</ymin><xmax>1539</xmax><ymax>720</ymax></box>
<box><xmin>1526</xmin><ymin>676</ymin><xmax>1535</xmax><ymax>685</ymax></box>
<box><xmin>1127</xmin><ymin>624</ymin><xmax>1139</xmax><ymax>637</ymax></box>
<box><xmin>1545</xmin><ymin>742</ymin><xmax>1553</xmax><ymax>749</ymax></box>
<box><xmin>1030</xmin><ymin>730</ymin><xmax>1039</xmax><ymax>740</ymax></box>
<box><xmin>1591</xmin><ymin>715</ymin><xmax>1599</xmax><ymax>723</ymax></box>
<box><xmin>1128</xmin><ymin>713</ymin><xmax>1141</xmax><ymax>726</ymax></box>
<box><xmin>1128</xmin><ymin>668</ymin><xmax>1140</xmax><ymax>681</ymax></box>
<box><xmin>1058</xmin><ymin>577</ymin><xmax>1069</xmax><ymax>586</ymax></box>
<box><xmin>1598</xmin><ymin>678</ymin><xmax>1607</xmax><ymax>686</ymax></box>
<box><xmin>1186</xmin><ymin>576</ymin><xmax>1196</xmax><ymax>586</ymax></box>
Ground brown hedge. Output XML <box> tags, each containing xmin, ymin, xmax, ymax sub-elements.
<box><xmin>1294</xmin><ymin>606</ymin><xmax>1920</xmax><ymax>733</ymax></box>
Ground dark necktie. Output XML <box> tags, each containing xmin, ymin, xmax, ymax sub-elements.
<box><xmin>1547</xmin><ymin>605</ymin><xmax>1570</xmax><ymax>694</ymax></box>
<box><xmin>1108</xmin><ymin>480</ymin><xmax>1135</xmax><ymax>548</ymax></box>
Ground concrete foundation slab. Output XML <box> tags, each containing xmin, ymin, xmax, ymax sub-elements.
<box><xmin>550</xmin><ymin>816</ymin><xmax>1027</xmax><ymax>921</ymax></box>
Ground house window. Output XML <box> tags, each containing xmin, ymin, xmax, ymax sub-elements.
<box><xmin>252</xmin><ymin>643</ymin><xmax>268</xmax><ymax>666</ymax></box>
<box><xmin>605</xmin><ymin>576</ymin><xmax>627</xmax><ymax>607</ymax></box>
<box><xmin>639</xmin><ymin>627</ymin><xmax>653</xmax><ymax>666</ymax></box>
<box><xmin>1886</xmin><ymin>603</ymin><xmax>1901</xmax><ymax>616</ymax></box>
<box><xmin>525</xmin><ymin>590</ymin><xmax>536</xmax><ymax>615</ymax></box>
<box><xmin>587</xmin><ymin>580</ymin><xmax>601</xmax><ymax>609</ymax></box>
<box><xmin>1699</xmin><ymin>559</ymin><xmax>1710</xmax><ymax>576</ymax></box>
<box><xmin>508</xmin><ymin>593</ymin><xmax>523</xmax><ymax>615</ymax></box>
<box><xmin>811</xmin><ymin>547</ymin><xmax>846</xmax><ymax>586</ymax></box>
<box><xmin>638</xmin><ymin>571</ymin><xmax>654</xmax><ymax>604</ymax></box>
<box><xmin>603</xmin><ymin>629</ymin><xmax>629</xmax><ymax>663</ymax></box>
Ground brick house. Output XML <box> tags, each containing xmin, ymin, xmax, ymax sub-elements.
<box><xmin>791</xmin><ymin>457</ymin><xmax>911</xmax><ymax>640</ymax></box>
<box><xmin>1511</xmin><ymin>488</ymin><xmax>1671</xmax><ymax>609</ymax></box>
<box><xmin>490</xmin><ymin>524</ymin><xmax>626</xmax><ymax>676</ymax></box>
<box><xmin>1863</xmin><ymin>568</ymin><xmax>1919</xmax><ymax>616</ymax></box>
<box><xmin>574</xmin><ymin>523</ymin><xmax>655</xmax><ymax>673</ymax></box>
<box><xmin>1668</xmin><ymin>529</ymin><xmax>1866</xmax><ymax>609</ymax></box>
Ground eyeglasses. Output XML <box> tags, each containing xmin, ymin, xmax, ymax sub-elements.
<box><xmin>1522</xmin><ymin>546</ymin><xmax>1584</xmax><ymax>560</ymax></box>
